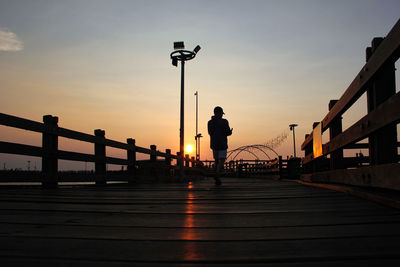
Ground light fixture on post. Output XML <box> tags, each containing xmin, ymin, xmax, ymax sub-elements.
<box><xmin>170</xmin><ymin>42</ymin><xmax>201</xmax><ymax>181</ymax></box>
<box><xmin>289</xmin><ymin>124</ymin><xmax>298</xmax><ymax>158</ymax></box>
<box><xmin>195</xmin><ymin>133</ymin><xmax>203</xmax><ymax>162</ymax></box>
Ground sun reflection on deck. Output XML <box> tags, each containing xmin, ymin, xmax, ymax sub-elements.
<box><xmin>182</xmin><ymin>181</ymin><xmax>198</xmax><ymax>261</ymax></box>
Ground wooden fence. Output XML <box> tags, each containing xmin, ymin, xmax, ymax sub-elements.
<box><xmin>201</xmin><ymin>157</ymin><xmax>300</xmax><ymax>179</ymax></box>
<box><xmin>0</xmin><ymin>113</ymin><xmax>200</xmax><ymax>187</ymax></box>
<box><xmin>1</xmin><ymin>112</ymin><xmax>299</xmax><ymax>186</ymax></box>
<box><xmin>301</xmin><ymin>19</ymin><xmax>400</xmax><ymax>190</ymax></box>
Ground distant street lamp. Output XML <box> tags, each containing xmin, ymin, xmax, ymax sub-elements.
<box><xmin>289</xmin><ymin>124</ymin><xmax>298</xmax><ymax>158</ymax></box>
<box><xmin>171</xmin><ymin>42</ymin><xmax>201</xmax><ymax>181</ymax></box>
<box><xmin>194</xmin><ymin>91</ymin><xmax>203</xmax><ymax>162</ymax></box>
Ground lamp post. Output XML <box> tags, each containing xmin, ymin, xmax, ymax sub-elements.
<box><xmin>171</xmin><ymin>42</ymin><xmax>201</xmax><ymax>181</ymax></box>
<box><xmin>194</xmin><ymin>91</ymin><xmax>203</xmax><ymax>162</ymax></box>
<box><xmin>289</xmin><ymin>124</ymin><xmax>298</xmax><ymax>158</ymax></box>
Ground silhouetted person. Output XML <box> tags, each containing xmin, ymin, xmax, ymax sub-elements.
<box><xmin>208</xmin><ymin>106</ymin><xmax>232</xmax><ymax>185</ymax></box>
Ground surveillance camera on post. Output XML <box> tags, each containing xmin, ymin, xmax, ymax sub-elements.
<box><xmin>170</xmin><ymin>41</ymin><xmax>201</xmax><ymax>67</ymax></box>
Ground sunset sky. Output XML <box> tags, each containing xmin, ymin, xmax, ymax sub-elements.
<box><xmin>0</xmin><ymin>0</ymin><xmax>399</xmax><ymax>170</ymax></box>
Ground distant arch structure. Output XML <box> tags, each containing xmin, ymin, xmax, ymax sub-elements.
<box><xmin>227</xmin><ymin>144</ymin><xmax>279</xmax><ymax>161</ymax></box>
<box><xmin>227</xmin><ymin>130</ymin><xmax>289</xmax><ymax>161</ymax></box>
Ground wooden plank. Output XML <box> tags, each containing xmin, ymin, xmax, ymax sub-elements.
<box><xmin>136</xmin><ymin>146</ymin><xmax>151</xmax><ymax>154</ymax></box>
<box><xmin>0</xmin><ymin>201</ymin><xmax>376</xmax><ymax>214</ymax></box>
<box><xmin>0</xmin><ymin>189</ymin><xmax>352</xmax><ymax>202</ymax></box>
<box><xmin>0</xmin><ymin>189</ymin><xmax>364</xmax><ymax>202</ymax></box>
<box><xmin>0</xmin><ymin>112</ymin><xmax>44</xmax><ymax>133</ymax></box>
<box><xmin>323</xmin><ymin>91</ymin><xmax>400</xmax><ymax>156</ymax></box>
<box><xmin>307</xmin><ymin>163</ymin><xmax>400</xmax><ymax>190</ymax></box>
<box><xmin>1</xmin><ymin>222</ymin><xmax>399</xmax><ymax>241</ymax></box>
<box><xmin>0</xmin><ymin>195</ymin><xmax>390</xmax><ymax>214</ymax></box>
<box><xmin>58</xmin><ymin>150</ymin><xmax>95</xmax><ymax>162</ymax></box>
<box><xmin>1</xmin><ymin>209</ymin><xmax>399</xmax><ymax>228</ymax></box>
<box><xmin>0</xmin><ymin>189</ymin><xmax>369</xmax><ymax>205</ymax></box>
<box><xmin>0</xmin><ymin>141</ymin><xmax>42</xmax><ymax>157</ymax></box>
<box><xmin>303</xmin><ymin>155</ymin><xmax>370</xmax><ymax>167</ymax></box>
<box><xmin>155</xmin><ymin>150</ymin><xmax>167</xmax><ymax>157</ymax></box>
<box><xmin>1</xmin><ymin>257</ymin><xmax>399</xmax><ymax>267</ymax></box>
<box><xmin>57</xmin><ymin>127</ymin><xmax>97</xmax><ymax>143</ymax></box>
<box><xmin>106</xmin><ymin>139</ymin><xmax>129</xmax><ymax>150</ymax></box>
<box><xmin>301</xmin><ymin>19</ymin><xmax>400</xmax><ymax>150</ymax></box>
<box><xmin>0</xmin><ymin>236</ymin><xmax>399</xmax><ymax>263</ymax></box>
<box><xmin>106</xmin><ymin>156</ymin><xmax>128</xmax><ymax>165</ymax></box>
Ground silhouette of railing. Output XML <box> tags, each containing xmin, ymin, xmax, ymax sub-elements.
<box><xmin>0</xmin><ymin>113</ymin><xmax>199</xmax><ymax>187</ymax></box>
<box><xmin>201</xmin><ymin>157</ymin><xmax>301</xmax><ymax>178</ymax></box>
<box><xmin>301</xmin><ymin>19</ymin><xmax>400</xmax><ymax>190</ymax></box>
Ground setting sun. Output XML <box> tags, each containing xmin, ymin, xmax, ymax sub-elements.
<box><xmin>185</xmin><ymin>144</ymin><xmax>194</xmax><ymax>153</ymax></box>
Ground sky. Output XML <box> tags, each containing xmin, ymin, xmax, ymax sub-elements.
<box><xmin>0</xmin><ymin>0</ymin><xmax>399</xmax><ymax>170</ymax></box>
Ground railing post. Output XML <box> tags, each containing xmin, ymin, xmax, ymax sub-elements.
<box><xmin>311</xmin><ymin>122</ymin><xmax>320</xmax><ymax>172</ymax></box>
<box><xmin>278</xmin><ymin>156</ymin><xmax>283</xmax><ymax>178</ymax></box>
<box><xmin>191</xmin><ymin>156</ymin><xmax>195</xmax><ymax>167</ymax></box>
<box><xmin>366</xmin><ymin>37</ymin><xmax>398</xmax><ymax>165</ymax></box>
<box><xmin>42</xmin><ymin>115</ymin><xmax>58</xmax><ymax>188</ymax></box>
<box><xmin>165</xmin><ymin>149</ymin><xmax>171</xmax><ymax>166</ymax></box>
<box><xmin>176</xmin><ymin>152</ymin><xmax>181</xmax><ymax>167</ymax></box>
<box><xmin>304</xmin><ymin>134</ymin><xmax>312</xmax><ymax>156</ymax></box>
<box><xmin>328</xmin><ymin>100</ymin><xmax>344</xmax><ymax>169</ymax></box>
<box><xmin>94</xmin><ymin>129</ymin><xmax>106</xmax><ymax>186</ymax></box>
<box><xmin>237</xmin><ymin>163</ymin><xmax>243</xmax><ymax>178</ymax></box>
<box><xmin>127</xmin><ymin>138</ymin><xmax>136</xmax><ymax>183</ymax></box>
<box><xmin>150</xmin><ymin>145</ymin><xmax>157</xmax><ymax>162</ymax></box>
<box><xmin>185</xmin><ymin>154</ymin><xmax>190</xmax><ymax>167</ymax></box>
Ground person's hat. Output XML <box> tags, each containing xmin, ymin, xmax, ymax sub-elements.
<box><xmin>214</xmin><ymin>106</ymin><xmax>225</xmax><ymax>114</ymax></box>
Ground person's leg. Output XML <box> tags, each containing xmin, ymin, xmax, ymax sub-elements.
<box><xmin>217</xmin><ymin>158</ymin><xmax>225</xmax><ymax>175</ymax></box>
<box><xmin>214</xmin><ymin>158</ymin><xmax>222</xmax><ymax>185</ymax></box>
<box><xmin>215</xmin><ymin>150</ymin><xmax>226</xmax><ymax>185</ymax></box>
<box><xmin>213</xmin><ymin>150</ymin><xmax>218</xmax><ymax>173</ymax></box>
<box><xmin>212</xmin><ymin>150</ymin><xmax>221</xmax><ymax>184</ymax></box>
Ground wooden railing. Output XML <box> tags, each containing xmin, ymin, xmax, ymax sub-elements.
<box><xmin>0</xmin><ymin>112</ymin><xmax>200</xmax><ymax>187</ymax></box>
<box><xmin>201</xmin><ymin>157</ymin><xmax>301</xmax><ymax>179</ymax></box>
<box><xmin>301</xmin><ymin>19</ymin><xmax>400</xmax><ymax>190</ymax></box>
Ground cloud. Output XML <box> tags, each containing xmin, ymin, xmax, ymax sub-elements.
<box><xmin>0</xmin><ymin>27</ymin><xmax>23</xmax><ymax>51</ymax></box>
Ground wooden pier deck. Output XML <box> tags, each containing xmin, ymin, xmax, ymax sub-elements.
<box><xmin>0</xmin><ymin>178</ymin><xmax>399</xmax><ymax>266</ymax></box>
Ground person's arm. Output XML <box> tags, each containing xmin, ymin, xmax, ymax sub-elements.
<box><xmin>225</xmin><ymin>120</ymin><xmax>232</xmax><ymax>136</ymax></box>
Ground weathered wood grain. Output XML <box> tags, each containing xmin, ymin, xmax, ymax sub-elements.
<box><xmin>0</xmin><ymin>178</ymin><xmax>398</xmax><ymax>265</ymax></box>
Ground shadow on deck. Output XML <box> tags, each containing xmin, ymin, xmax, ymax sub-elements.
<box><xmin>0</xmin><ymin>177</ymin><xmax>399</xmax><ymax>266</ymax></box>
